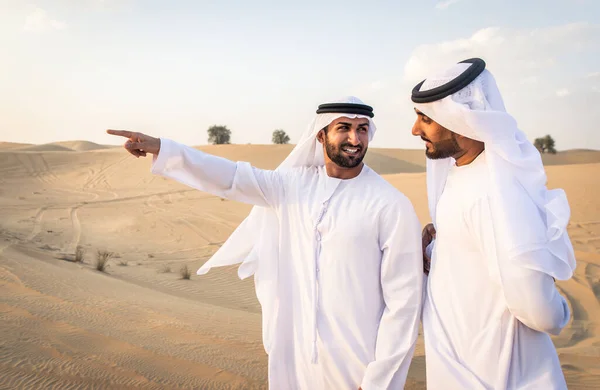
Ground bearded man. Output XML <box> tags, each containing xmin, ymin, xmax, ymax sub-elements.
<box><xmin>108</xmin><ymin>96</ymin><xmax>424</xmax><ymax>389</ymax></box>
<box><xmin>412</xmin><ymin>59</ymin><xmax>575</xmax><ymax>389</ymax></box>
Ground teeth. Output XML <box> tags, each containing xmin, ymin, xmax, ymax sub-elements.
<box><xmin>343</xmin><ymin>148</ymin><xmax>358</xmax><ymax>153</ymax></box>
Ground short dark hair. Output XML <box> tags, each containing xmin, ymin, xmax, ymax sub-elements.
<box><xmin>321</xmin><ymin>125</ymin><xmax>329</xmax><ymax>134</ymax></box>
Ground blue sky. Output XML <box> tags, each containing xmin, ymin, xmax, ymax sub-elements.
<box><xmin>0</xmin><ymin>0</ymin><xmax>598</xmax><ymax>150</ymax></box>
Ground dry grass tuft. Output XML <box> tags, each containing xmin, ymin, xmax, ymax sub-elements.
<box><xmin>179</xmin><ymin>264</ymin><xmax>192</xmax><ymax>280</ymax></box>
<box><xmin>95</xmin><ymin>250</ymin><xmax>113</xmax><ymax>272</ymax></box>
<box><xmin>74</xmin><ymin>245</ymin><xmax>86</xmax><ymax>263</ymax></box>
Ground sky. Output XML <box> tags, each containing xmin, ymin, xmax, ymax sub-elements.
<box><xmin>0</xmin><ymin>0</ymin><xmax>599</xmax><ymax>150</ymax></box>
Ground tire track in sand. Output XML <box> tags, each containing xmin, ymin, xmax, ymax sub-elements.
<box><xmin>26</xmin><ymin>207</ymin><xmax>48</xmax><ymax>242</ymax></box>
<box><xmin>82</xmin><ymin>155</ymin><xmax>129</xmax><ymax>191</ymax></box>
<box><xmin>65</xmin><ymin>205</ymin><xmax>83</xmax><ymax>255</ymax></box>
<box><xmin>13</xmin><ymin>154</ymin><xmax>52</xmax><ymax>185</ymax></box>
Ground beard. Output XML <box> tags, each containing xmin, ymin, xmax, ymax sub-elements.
<box><xmin>324</xmin><ymin>137</ymin><xmax>366</xmax><ymax>168</ymax></box>
<box><xmin>425</xmin><ymin>133</ymin><xmax>462</xmax><ymax>160</ymax></box>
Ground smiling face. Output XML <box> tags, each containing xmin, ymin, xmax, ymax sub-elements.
<box><xmin>411</xmin><ymin>108</ymin><xmax>462</xmax><ymax>160</ymax></box>
<box><xmin>318</xmin><ymin>116</ymin><xmax>370</xmax><ymax>169</ymax></box>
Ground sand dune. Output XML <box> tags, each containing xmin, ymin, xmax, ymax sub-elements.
<box><xmin>0</xmin><ymin>142</ymin><xmax>34</xmax><ymax>150</ymax></box>
<box><xmin>373</xmin><ymin>147</ymin><xmax>600</xmax><ymax>168</ymax></box>
<box><xmin>542</xmin><ymin>150</ymin><xmax>600</xmax><ymax>166</ymax></box>
<box><xmin>13</xmin><ymin>144</ymin><xmax>75</xmax><ymax>152</ymax></box>
<box><xmin>0</xmin><ymin>141</ymin><xmax>116</xmax><ymax>153</ymax></box>
<box><xmin>50</xmin><ymin>140</ymin><xmax>113</xmax><ymax>151</ymax></box>
<box><xmin>1</xmin><ymin>143</ymin><xmax>599</xmax><ymax>389</ymax></box>
<box><xmin>193</xmin><ymin>144</ymin><xmax>428</xmax><ymax>173</ymax></box>
<box><xmin>364</xmin><ymin>147</ymin><xmax>428</xmax><ymax>169</ymax></box>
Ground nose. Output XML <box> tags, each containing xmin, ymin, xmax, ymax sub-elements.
<box><xmin>411</xmin><ymin>120</ymin><xmax>421</xmax><ymax>137</ymax></box>
<box><xmin>347</xmin><ymin>129</ymin><xmax>360</xmax><ymax>145</ymax></box>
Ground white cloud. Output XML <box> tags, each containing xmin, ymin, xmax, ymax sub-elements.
<box><xmin>435</xmin><ymin>0</ymin><xmax>463</xmax><ymax>10</ymax></box>
<box><xmin>396</xmin><ymin>22</ymin><xmax>600</xmax><ymax>150</ymax></box>
<box><xmin>369</xmin><ymin>81</ymin><xmax>384</xmax><ymax>90</ymax></box>
<box><xmin>520</xmin><ymin>76</ymin><xmax>539</xmax><ymax>85</ymax></box>
<box><xmin>86</xmin><ymin>0</ymin><xmax>135</xmax><ymax>11</ymax></box>
<box><xmin>403</xmin><ymin>23</ymin><xmax>598</xmax><ymax>83</ymax></box>
<box><xmin>23</xmin><ymin>8</ymin><xmax>66</xmax><ymax>32</ymax></box>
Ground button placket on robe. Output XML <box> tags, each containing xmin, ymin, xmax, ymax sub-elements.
<box><xmin>311</xmin><ymin>199</ymin><xmax>329</xmax><ymax>364</ymax></box>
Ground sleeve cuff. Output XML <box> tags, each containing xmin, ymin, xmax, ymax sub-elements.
<box><xmin>151</xmin><ymin>137</ymin><xmax>173</xmax><ymax>175</ymax></box>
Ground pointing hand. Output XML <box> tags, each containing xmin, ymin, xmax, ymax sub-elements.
<box><xmin>106</xmin><ymin>129</ymin><xmax>161</xmax><ymax>158</ymax></box>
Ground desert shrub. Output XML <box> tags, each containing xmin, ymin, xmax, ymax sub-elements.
<box><xmin>180</xmin><ymin>264</ymin><xmax>192</xmax><ymax>280</ymax></box>
<box><xmin>95</xmin><ymin>250</ymin><xmax>113</xmax><ymax>272</ymax></box>
<box><xmin>74</xmin><ymin>245</ymin><xmax>86</xmax><ymax>263</ymax></box>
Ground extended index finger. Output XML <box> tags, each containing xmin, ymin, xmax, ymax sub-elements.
<box><xmin>106</xmin><ymin>129</ymin><xmax>134</xmax><ymax>138</ymax></box>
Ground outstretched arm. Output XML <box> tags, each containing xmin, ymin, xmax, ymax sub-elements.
<box><xmin>107</xmin><ymin>130</ymin><xmax>283</xmax><ymax>207</ymax></box>
<box><xmin>360</xmin><ymin>197</ymin><xmax>424</xmax><ymax>390</ymax></box>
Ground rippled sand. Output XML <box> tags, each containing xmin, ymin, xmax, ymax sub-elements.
<box><xmin>1</xmin><ymin>141</ymin><xmax>598</xmax><ymax>389</ymax></box>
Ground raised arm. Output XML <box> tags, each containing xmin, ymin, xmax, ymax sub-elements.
<box><xmin>107</xmin><ymin>130</ymin><xmax>283</xmax><ymax>207</ymax></box>
<box><xmin>361</xmin><ymin>196</ymin><xmax>424</xmax><ymax>390</ymax></box>
<box><xmin>469</xmin><ymin>196</ymin><xmax>570</xmax><ymax>335</ymax></box>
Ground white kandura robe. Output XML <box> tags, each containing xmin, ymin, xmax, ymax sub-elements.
<box><xmin>424</xmin><ymin>152</ymin><xmax>570</xmax><ymax>389</ymax></box>
<box><xmin>151</xmin><ymin>138</ymin><xmax>424</xmax><ymax>390</ymax></box>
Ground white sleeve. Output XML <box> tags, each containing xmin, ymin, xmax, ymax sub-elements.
<box><xmin>151</xmin><ymin>138</ymin><xmax>283</xmax><ymax>208</ymax></box>
<box><xmin>469</xmin><ymin>196</ymin><xmax>570</xmax><ymax>335</ymax></box>
<box><xmin>361</xmin><ymin>196</ymin><xmax>424</xmax><ymax>390</ymax></box>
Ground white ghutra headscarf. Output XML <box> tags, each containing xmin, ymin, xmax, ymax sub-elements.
<box><xmin>413</xmin><ymin>60</ymin><xmax>576</xmax><ymax>281</ymax></box>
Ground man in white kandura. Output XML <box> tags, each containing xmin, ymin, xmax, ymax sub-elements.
<box><xmin>107</xmin><ymin>96</ymin><xmax>424</xmax><ymax>390</ymax></box>
<box><xmin>411</xmin><ymin>58</ymin><xmax>576</xmax><ymax>389</ymax></box>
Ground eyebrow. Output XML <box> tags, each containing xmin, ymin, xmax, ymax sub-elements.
<box><xmin>335</xmin><ymin>121</ymin><xmax>369</xmax><ymax>127</ymax></box>
<box><xmin>414</xmin><ymin>109</ymin><xmax>431</xmax><ymax>120</ymax></box>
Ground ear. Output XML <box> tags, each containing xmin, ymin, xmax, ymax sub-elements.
<box><xmin>317</xmin><ymin>129</ymin><xmax>325</xmax><ymax>144</ymax></box>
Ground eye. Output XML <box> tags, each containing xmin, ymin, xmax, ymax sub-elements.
<box><xmin>422</xmin><ymin>116</ymin><xmax>432</xmax><ymax>124</ymax></box>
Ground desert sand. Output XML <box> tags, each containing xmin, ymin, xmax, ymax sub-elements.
<box><xmin>1</xmin><ymin>140</ymin><xmax>599</xmax><ymax>389</ymax></box>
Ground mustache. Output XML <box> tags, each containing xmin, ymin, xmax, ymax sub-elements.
<box><xmin>421</xmin><ymin>136</ymin><xmax>431</xmax><ymax>143</ymax></box>
<box><xmin>340</xmin><ymin>143</ymin><xmax>362</xmax><ymax>150</ymax></box>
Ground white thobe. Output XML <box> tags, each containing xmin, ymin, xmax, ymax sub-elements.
<box><xmin>151</xmin><ymin>138</ymin><xmax>424</xmax><ymax>390</ymax></box>
<box><xmin>424</xmin><ymin>152</ymin><xmax>570</xmax><ymax>389</ymax></box>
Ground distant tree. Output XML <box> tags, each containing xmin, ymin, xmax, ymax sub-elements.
<box><xmin>534</xmin><ymin>134</ymin><xmax>557</xmax><ymax>154</ymax></box>
<box><xmin>534</xmin><ymin>138</ymin><xmax>545</xmax><ymax>153</ymax></box>
<box><xmin>543</xmin><ymin>135</ymin><xmax>557</xmax><ymax>154</ymax></box>
<box><xmin>272</xmin><ymin>129</ymin><xmax>290</xmax><ymax>144</ymax></box>
<box><xmin>207</xmin><ymin>125</ymin><xmax>231</xmax><ymax>145</ymax></box>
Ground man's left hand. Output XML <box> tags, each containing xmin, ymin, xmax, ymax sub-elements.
<box><xmin>422</xmin><ymin>223</ymin><xmax>436</xmax><ymax>275</ymax></box>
